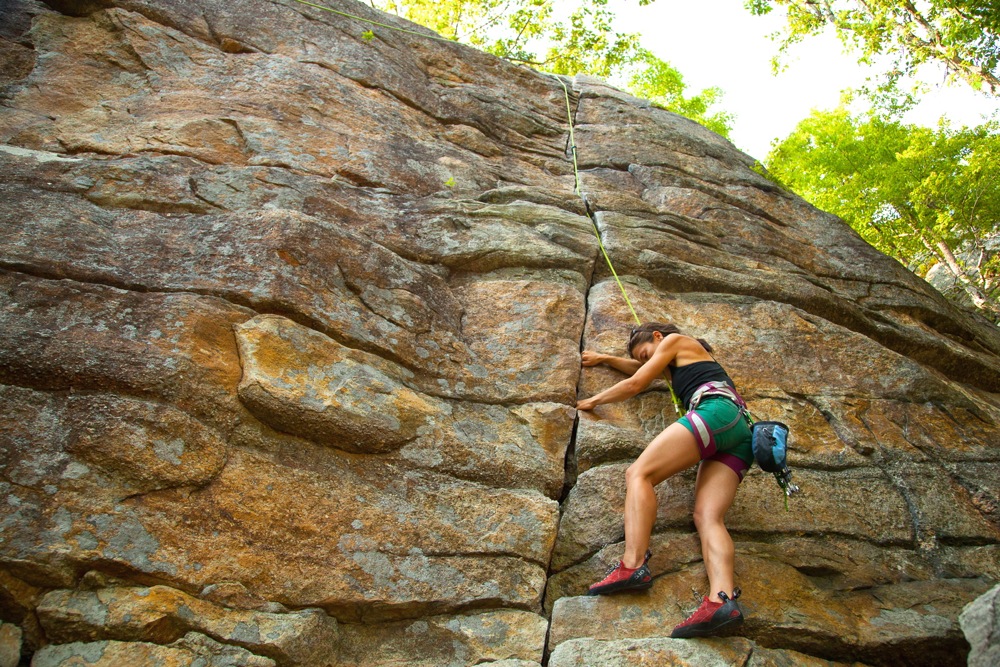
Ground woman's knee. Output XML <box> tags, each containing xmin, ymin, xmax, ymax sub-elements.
<box><xmin>692</xmin><ymin>503</ymin><xmax>726</xmax><ymax>532</ymax></box>
<box><xmin>625</xmin><ymin>462</ymin><xmax>651</xmax><ymax>487</ymax></box>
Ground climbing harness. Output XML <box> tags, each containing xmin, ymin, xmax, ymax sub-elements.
<box><xmin>688</xmin><ymin>381</ymin><xmax>799</xmax><ymax>503</ymax></box>
<box><xmin>685</xmin><ymin>382</ymin><xmax>749</xmax><ymax>446</ymax></box>
<box><xmin>687</xmin><ymin>380</ymin><xmax>748</xmax><ymax>414</ymax></box>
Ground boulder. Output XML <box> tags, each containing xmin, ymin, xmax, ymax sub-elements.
<box><xmin>235</xmin><ymin>314</ymin><xmax>445</xmax><ymax>454</ymax></box>
<box><xmin>549</xmin><ymin>636</ymin><xmax>862</xmax><ymax>667</ymax></box>
<box><xmin>960</xmin><ymin>583</ymin><xmax>1000</xmax><ymax>667</ymax></box>
<box><xmin>550</xmin><ymin>559</ymin><xmax>989</xmax><ymax>666</ymax></box>
<box><xmin>336</xmin><ymin>610</ymin><xmax>548</xmax><ymax>667</ymax></box>
<box><xmin>549</xmin><ymin>636</ymin><xmax>757</xmax><ymax>667</ymax></box>
<box><xmin>0</xmin><ymin>622</ymin><xmax>21</xmax><ymax>667</ymax></box>
<box><xmin>31</xmin><ymin>633</ymin><xmax>276</xmax><ymax>667</ymax></box>
<box><xmin>37</xmin><ymin>585</ymin><xmax>339</xmax><ymax>666</ymax></box>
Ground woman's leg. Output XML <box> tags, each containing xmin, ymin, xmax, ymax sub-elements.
<box><xmin>692</xmin><ymin>459</ymin><xmax>741</xmax><ymax>601</ymax></box>
<box><xmin>622</xmin><ymin>421</ymin><xmax>701</xmax><ymax>567</ymax></box>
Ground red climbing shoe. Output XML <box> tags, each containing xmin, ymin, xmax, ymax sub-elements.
<box><xmin>670</xmin><ymin>588</ymin><xmax>744</xmax><ymax>638</ymax></box>
<box><xmin>587</xmin><ymin>550</ymin><xmax>653</xmax><ymax>595</ymax></box>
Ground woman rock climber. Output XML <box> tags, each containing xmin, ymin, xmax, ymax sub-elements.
<box><xmin>575</xmin><ymin>322</ymin><xmax>751</xmax><ymax>638</ymax></box>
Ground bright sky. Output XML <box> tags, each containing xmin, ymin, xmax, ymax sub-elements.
<box><xmin>608</xmin><ymin>0</ymin><xmax>999</xmax><ymax>160</ymax></box>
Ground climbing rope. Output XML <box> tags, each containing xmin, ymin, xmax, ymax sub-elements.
<box><xmin>283</xmin><ymin>0</ymin><xmax>682</xmax><ymax>411</ymax></box>
<box><xmin>552</xmin><ymin>77</ymin><xmax>683</xmax><ymax>415</ymax></box>
<box><xmin>552</xmin><ymin>77</ymin><xmax>641</xmax><ymax>327</ymax></box>
<box><xmin>286</xmin><ymin>0</ymin><xmax>639</xmax><ymax>320</ymax></box>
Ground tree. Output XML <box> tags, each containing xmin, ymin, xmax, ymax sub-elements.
<box><xmin>766</xmin><ymin>108</ymin><xmax>1000</xmax><ymax>320</ymax></box>
<box><xmin>625</xmin><ymin>49</ymin><xmax>734</xmax><ymax>137</ymax></box>
<box><xmin>745</xmin><ymin>0</ymin><xmax>1000</xmax><ymax>102</ymax></box>
<box><xmin>374</xmin><ymin>0</ymin><xmax>733</xmax><ymax>137</ymax></box>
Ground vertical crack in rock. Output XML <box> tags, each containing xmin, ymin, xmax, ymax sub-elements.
<box><xmin>543</xmin><ymin>76</ymin><xmax>597</xmax><ymax>664</ymax></box>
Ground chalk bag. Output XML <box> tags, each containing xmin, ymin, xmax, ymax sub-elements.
<box><xmin>751</xmin><ymin>420</ymin><xmax>789</xmax><ymax>473</ymax></box>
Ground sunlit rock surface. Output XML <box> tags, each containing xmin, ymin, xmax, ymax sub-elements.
<box><xmin>1</xmin><ymin>0</ymin><xmax>998</xmax><ymax>665</ymax></box>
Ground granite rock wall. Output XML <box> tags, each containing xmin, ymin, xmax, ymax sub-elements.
<box><xmin>1</xmin><ymin>1</ymin><xmax>999</xmax><ymax>665</ymax></box>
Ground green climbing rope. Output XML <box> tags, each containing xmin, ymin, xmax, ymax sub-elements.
<box><xmin>552</xmin><ymin>77</ymin><xmax>683</xmax><ymax>415</ymax></box>
<box><xmin>553</xmin><ymin>77</ymin><xmax>642</xmax><ymax>327</ymax></box>
<box><xmin>283</xmin><ymin>0</ymin><xmax>683</xmax><ymax>412</ymax></box>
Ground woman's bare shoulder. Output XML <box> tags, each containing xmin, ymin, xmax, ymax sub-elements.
<box><xmin>670</xmin><ymin>334</ymin><xmax>714</xmax><ymax>363</ymax></box>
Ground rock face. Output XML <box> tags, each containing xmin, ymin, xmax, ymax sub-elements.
<box><xmin>1</xmin><ymin>1</ymin><xmax>998</xmax><ymax>665</ymax></box>
<box><xmin>0</xmin><ymin>621</ymin><xmax>21</xmax><ymax>667</ymax></box>
<box><xmin>961</xmin><ymin>583</ymin><xmax>1000</xmax><ymax>667</ymax></box>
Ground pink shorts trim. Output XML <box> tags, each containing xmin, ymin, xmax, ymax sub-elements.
<box><xmin>685</xmin><ymin>411</ymin><xmax>716</xmax><ymax>458</ymax></box>
<box><xmin>702</xmin><ymin>452</ymin><xmax>750</xmax><ymax>482</ymax></box>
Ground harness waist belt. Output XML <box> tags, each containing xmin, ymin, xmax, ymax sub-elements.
<box><xmin>687</xmin><ymin>381</ymin><xmax>748</xmax><ymax>413</ymax></box>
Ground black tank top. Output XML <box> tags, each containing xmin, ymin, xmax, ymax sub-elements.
<box><xmin>669</xmin><ymin>360</ymin><xmax>734</xmax><ymax>409</ymax></box>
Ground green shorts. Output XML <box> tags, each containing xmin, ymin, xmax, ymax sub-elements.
<box><xmin>678</xmin><ymin>396</ymin><xmax>754</xmax><ymax>481</ymax></box>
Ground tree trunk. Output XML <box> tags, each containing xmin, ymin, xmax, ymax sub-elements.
<box><xmin>934</xmin><ymin>240</ymin><xmax>1000</xmax><ymax>320</ymax></box>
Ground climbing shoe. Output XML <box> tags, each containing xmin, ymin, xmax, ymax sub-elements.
<box><xmin>587</xmin><ymin>550</ymin><xmax>653</xmax><ymax>595</ymax></box>
<box><xmin>670</xmin><ymin>588</ymin><xmax>744</xmax><ymax>638</ymax></box>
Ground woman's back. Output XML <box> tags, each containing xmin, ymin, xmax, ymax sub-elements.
<box><xmin>670</xmin><ymin>360</ymin><xmax>734</xmax><ymax>409</ymax></box>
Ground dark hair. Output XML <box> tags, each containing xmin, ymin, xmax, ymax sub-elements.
<box><xmin>626</xmin><ymin>322</ymin><xmax>713</xmax><ymax>359</ymax></box>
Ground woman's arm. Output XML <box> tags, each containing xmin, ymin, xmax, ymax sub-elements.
<box><xmin>577</xmin><ymin>336</ymin><xmax>680</xmax><ymax>410</ymax></box>
<box><xmin>576</xmin><ymin>376</ymin><xmax>643</xmax><ymax>411</ymax></box>
<box><xmin>581</xmin><ymin>350</ymin><xmax>643</xmax><ymax>376</ymax></box>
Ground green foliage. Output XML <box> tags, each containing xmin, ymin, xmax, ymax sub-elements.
<box><xmin>374</xmin><ymin>0</ymin><xmax>733</xmax><ymax>137</ymax></box>
<box><xmin>746</xmin><ymin>0</ymin><xmax>1000</xmax><ymax>105</ymax></box>
<box><xmin>766</xmin><ymin>108</ymin><xmax>1000</xmax><ymax>319</ymax></box>
<box><xmin>626</xmin><ymin>49</ymin><xmax>734</xmax><ymax>137</ymax></box>
<box><xmin>541</xmin><ymin>0</ymin><xmax>641</xmax><ymax>79</ymax></box>
<box><xmin>361</xmin><ymin>29</ymin><xmax>376</xmax><ymax>42</ymax></box>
